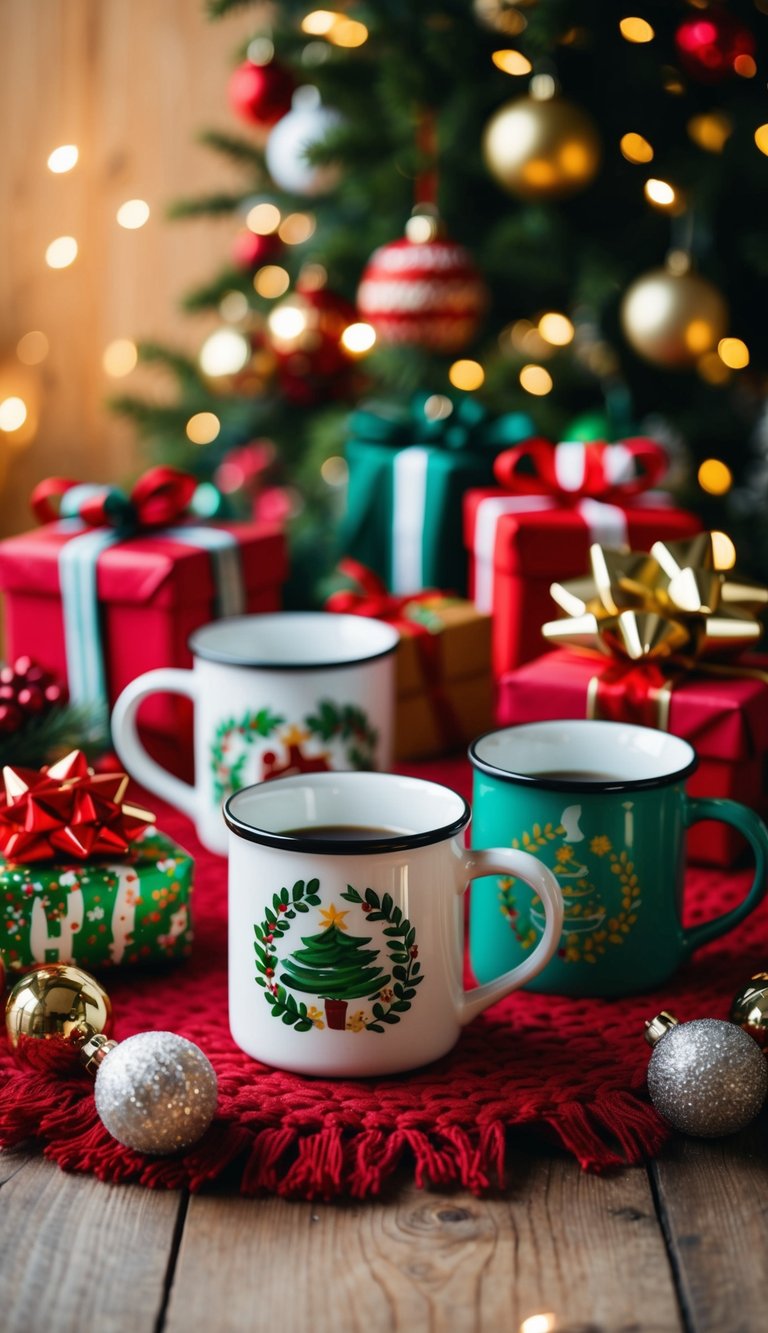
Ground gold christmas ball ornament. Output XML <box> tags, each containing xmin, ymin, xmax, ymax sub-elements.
<box><xmin>6</xmin><ymin>963</ymin><xmax>111</xmax><ymax>1051</ymax></box>
<box><xmin>730</xmin><ymin>973</ymin><xmax>768</xmax><ymax>1051</ymax></box>
<box><xmin>482</xmin><ymin>96</ymin><xmax>601</xmax><ymax>200</ymax></box>
<box><xmin>620</xmin><ymin>268</ymin><xmax>729</xmax><ymax>369</ymax></box>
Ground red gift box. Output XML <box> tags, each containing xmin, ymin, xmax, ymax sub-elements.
<box><xmin>463</xmin><ymin>492</ymin><xmax>702</xmax><ymax>677</ymax></box>
<box><xmin>0</xmin><ymin>519</ymin><xmax>287</xmax><ymax>753</ymax></box>
<box><xmin>497</xmin><ymin>648</ymin><xmax>768</xmax><ymax>867</ymax></box>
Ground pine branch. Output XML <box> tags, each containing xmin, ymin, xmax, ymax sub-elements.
<box><xmin>168</xmin><ymin>193</ymin><xmax>249</xmax><ymax>220</ymax></box>
<box><xmin>0</xmin><ymin>703</ymin><xmax>108</xmax><ymax>769</ymax></box>
<box><xmin>197</xmin><ymin>130</ymin><xmax>267</xmax><ymax>171</ymax></box>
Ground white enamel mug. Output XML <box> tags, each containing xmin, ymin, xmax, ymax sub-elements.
<box><xmin>224</xmin><ymin>771</ymin><xmax>565</xmax><ymax>1077</ymax></box>
<box><xmin>111</xmin><ymin>612</ymin><xmax>399</xmax><ymax>856</ymax></box>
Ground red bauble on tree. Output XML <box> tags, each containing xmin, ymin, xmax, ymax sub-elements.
<box><xmin>267</xmin><ymin>278</ymin><xmax>359</xmax><ymax>405</ymax></box>
<box><xmin>228</xmin><ymin>59</ymin><xmax>296</xmax><ymax>128</ymax></box>
<box><xmin>675</xmin><ymin>10</ymin><xmax>756</xmax><ymax>83</ymax></box>
<box><xmin>356</xmin><ymin>218</ymin><xmax>488</xmax><ymax>353</ymax></box>
<box><xmin>231</xmin><ymin>229</ymin><xmax>282</xmax><ymax>272</ymax></box>
<box><xmin>0</xmin><ymin>657</ymin><xmax>67</xmax><ymax>737</ymax></box>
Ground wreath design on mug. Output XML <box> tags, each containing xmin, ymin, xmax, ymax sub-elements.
<box><xmin>253</xmin><ymin>879</ymin><xmax>423</xmax><ymax>1034</ymax></box>
<box><xmin>498</xmin><ymin>821</ymin><xmax>642</xmax><ymax>965</ymax></box>
<box><xmin>210</xmin><ymin>700</ymin><xmax>379</xmax><ymax>804</ymax></box>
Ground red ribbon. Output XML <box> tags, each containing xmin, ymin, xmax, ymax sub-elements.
<box><xmin>588</xmin><ymin>660</ymin><xmax>672</xmax><ymax>729</ymax></box>
<box><xmin>326</xmin><ymin>560</ymin><xmax>465</xmax><ymax>749</ymax></box>
<box><xmin>493</xmin><ymin>438</ymin><xmax>667</xmax><ymax>504</ymax></box>
<box><xmin>0</xmin><ymin>750</ymin><xmax>154</xmax><ymax>864</ymax></box>
<box><xmin>31</xmin><ymin>466</ymin><xmax>198</xmax><ymax>531</ymax></box>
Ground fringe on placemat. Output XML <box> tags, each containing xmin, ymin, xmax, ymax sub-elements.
<box><xmin>0</xmin><ymin>1067</ymin><xmax>669</xmax><ymax>1200</ymax></box>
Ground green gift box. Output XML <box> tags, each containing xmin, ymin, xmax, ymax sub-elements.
<box><xmin>340</xmin><ymin>395</ymin><xmax>535</xmax><ymax>595</ymax></box>
<box><xmin>0</xmin><ymin>827</ymin><xmax>194</xmax><ymax>975</ymax></box>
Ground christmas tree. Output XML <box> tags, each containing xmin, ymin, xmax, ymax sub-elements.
<box><xmin>280</xmin><ymin>903</ymin><xmax>390</xmax><ymax>1028</ymax></box>
<box><xmin>113</xmin><ymin>1</ymin><xmax>768</xmax><ymax>598</ymax></box>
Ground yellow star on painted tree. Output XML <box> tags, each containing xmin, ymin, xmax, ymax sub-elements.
<box><xmin>319</xmin><ymin>903</ymin><xmax>350</xmax><ymax>931</ymax></box>
<box><xmin>280</xmin><ymin>724</ymin><xmax>311</xmax><ymax>746</ymax></box>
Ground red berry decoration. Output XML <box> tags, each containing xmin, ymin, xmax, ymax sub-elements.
<box><xmin>0</xmin><ymin>658</ymin><xmax>68</xmax><ymax>737</ymax></box>
<box><xmin>228</xmin><ymin>59</ymin><xmax>296</xmax><ymax>129</ymax></box>
<box><xmin>231</xmin><ymin>229</ymin><xmax>282</xmax><ymax>272</ymax></box>
<box><xmin>357</xmin><ymin>221</ymin><xmax>488</xmax><ymax>353</ymax></box>
<box><xmin>675</xmin><ymin>11</ymin><xmax>756</xmax><ymax>83</ymax></box>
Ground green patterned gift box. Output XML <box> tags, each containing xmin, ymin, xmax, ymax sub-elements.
<box><xmin>0</xmin><ymin>828</ymin><xmax>194</xmax><ymax>974</ymax></box>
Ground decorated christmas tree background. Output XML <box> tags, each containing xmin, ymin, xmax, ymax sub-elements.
<box><xmin>98</xmin><ymin>0</ymin><xmax>768</xmax><ymax>601</ymax></box>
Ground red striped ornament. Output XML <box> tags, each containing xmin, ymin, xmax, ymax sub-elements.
<box><xmin>356</xmin><ymin>236</ymin><xmax>487</xmax><ymax>353</ymax></box>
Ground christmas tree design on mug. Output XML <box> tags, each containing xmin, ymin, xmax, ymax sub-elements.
<box><xmin>253</xmin><ymin>880</ymin><xmax>423</xmax><ymax>1033</ymax></box>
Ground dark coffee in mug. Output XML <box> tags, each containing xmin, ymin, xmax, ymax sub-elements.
<box><xmin>532</xmin><ymin>770</ymin><xmax>619</xmax><ymax>782</ymax></box>
<box><xmin>280</xmin><ymin>824</ymin><xmax>405</xmax><ymax>841</ymax></box>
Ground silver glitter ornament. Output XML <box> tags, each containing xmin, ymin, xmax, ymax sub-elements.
<box><xmin>94</xmin><ymin>1031</ymin><xmax>218</xmax><ymax>1155</ymax></box>
<box><xmin>645</xmin><ymin>1012</ymin><xmax>767</xmax><ymax>1137</ymax></box>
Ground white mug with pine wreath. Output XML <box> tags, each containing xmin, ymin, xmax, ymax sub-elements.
<box><xmin>111</xmin><ymin>613</ymin><xmax>399</xmax><ymax>855</ymax></box>
<box><xmin>224</xmin><ymin>771</ymin><xmax>564</xmax><ymax>1078</ymax></box>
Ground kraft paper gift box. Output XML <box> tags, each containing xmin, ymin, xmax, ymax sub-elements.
<box><xmin>394</xmin><ymin>597</ymin><xmax>493</xmax><ymax>760</ymax></box>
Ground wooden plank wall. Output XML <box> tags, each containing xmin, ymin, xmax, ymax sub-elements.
<box><xmin>0</xmin><ymin>0</ymin><xmax>256</xmax><ymax>537</ymax></box>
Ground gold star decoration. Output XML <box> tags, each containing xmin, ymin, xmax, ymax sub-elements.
<box><xmin>319</xmin><ymin>903</ymin><xmax>350</xmax><ymax>931</ymax></box>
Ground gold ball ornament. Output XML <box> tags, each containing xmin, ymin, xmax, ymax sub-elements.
<box><xmin>6</xmin><ymin>963</ymin><xmax>111</xmax><ymax>1050</ymax></box>
<box><xmin>621</xmin><ymin>268</ymin><xmax>729</xmax><ymax>369</ymax></box>
<box><xmin>482</xmin><ymin>96</ymin><xmax>601</xmax><ymax>200</ymax></box>
<box><xmin>730</xmin><ymin>973</ymin><xmax>768</xmax><ymax>1051</ymax></box>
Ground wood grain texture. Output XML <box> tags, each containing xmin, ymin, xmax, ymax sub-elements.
<box><xmin>0</xmin><ymin>1153</ymin><xmax>182</xmax><ymax>1333</ymax></box>
<box><xmin>0</xmin><ymin>0</ymin><xmax>255</xmax><ymax>536</ymax></box>
<box><xmin>652</xmin><ymin>1126</ymin><xmax>768</xmax><ymax>1333</ymax></box>
<box><xmin>164</xmin><ymin>1152</ymin><xmax>683</xmax><ymax>1333</ymax></box>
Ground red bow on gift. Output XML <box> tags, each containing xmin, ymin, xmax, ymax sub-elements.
<box><xmin>325</xmin><ymin>559</ymin><xmax>446</xmax><ymax>633</ymax></box>
<box><xmin>0</xmin><ymin>750</ymin><xmax>155</xmax><ymax>864</ymax></box>
<box><xmin>493</xmin><ymin>437</ymin><xmax>667</xmax><ymax>504</ymax></box>
<box><xmin>30</xmin><ymin>466</ymin><xmax>198</xmax><ymax>533</ymax></box>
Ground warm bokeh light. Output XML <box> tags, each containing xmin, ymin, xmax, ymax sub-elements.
<box><xmin>405</xmin><ymin>213</ymin><xmax>440</xmax><ymax>244</ymax></box>
<box><xmin>538</xmin><ymin>312</ymin><xmax>574</xmax><ymax>346</ymax></box>
<box><xmin>45</xmin><ymin>236</ymin><xmax>78</xmax><ymax>268</ymax></box>
<box><xmin>423</xmin><ymin>394</ymin><xmax>454</xmax><ymax>421</ymax></box>
<box><xmin>492</xmin><ymin>50</ymin><xmax>532</xmax><ymax>75</ymax></box>
<box><xmin>186</xmin><ymin>412</ymin><xmax>221</xmax><ymax>445</ymax></box>
<box><xmin>328</xmin><ymin>18</ymin><xmax>368</xmax><ymax>46</ymax></box>
<box><xmin>620</xmin><ymin>132</ymin><xmax>654</xmax><ymax>163</ymax></box>
<box><xmin>619</xmin><ymin>16</ymin><xmax>654</xmax><ymax>42</ymax></box>
<box><xmin>102</xmin><ymin>339</ymin><xmax>138</xmax><ymax>378</ymax></box>
<box><xmin>519</xmin><ymin>364</ymin><xmax>553</xmax><ymax>395</ymax></box>
<box><xmin>116</xmin><ymin>199</ymin><xmax>150</xmax><ymax>230</ymax></box>
<box><xmin>199</xmin><ymin>329</ymin><xmax>250</xmax><ymax>377</ymax></box>
<box><xmin>711</xmin><ymin>530</ymin><xmax>737</xmax><ymax>569</ymax></box>
<box><xmin>246</xmin><ymin>202</ymin><xmax>282</xmax><ymax>235</ymax></box>
<box><xmin>688</xmin><ymin>112</ymin><xmax>733</xmax><ymax>153</ymax></box>
<box><xmin>219</xmin><ymin>291</ymin><xmax>250</xmax><ymax>322</ymax></box>
<box><xmin>302</xmin><ymin>10</ymin><xmax>337</xmax><ymax>35</ymax></box>
<box><xmin>698</xmin><ymin>458</ymin><xmax>732</xmax><ymax>495</ymax></box>
<box><xmin>247</xmin><ymin>36</ymin><xmax>275</xmax><ymax>65</ymax></box>
<box><xmin>718</xmin><ymin>337</ymin><xmax>749</xmax><ymax>369</ymax></box>
<box><xmin>16</xmin><ymin>331</ymin><xmax>49</xmax><ymax>365</ymax></box>
<box><xmin>278</xmin><ymin>212</ymin><xmax>316</xmax><ymax>245</ymax></box>
<box><xmin>0</xmin><ymin>397</ymin><xmax>28</xmax><ymax>432</ymax></box>
<box><xmin>47</xmin><ymin>144</ymin><xmax>79</xmax><ymax>174</ymax></box>
<box><xmin>735</xmin><ymin>54</ymin><xmax>757</xmax><ymax>77</ymax></box>
<box><xmin>340</xmin><ymin>322</ymin><xmax>376</xmax><ymax>355</ymax></box>
<box><xmin>268</xmin><ymin>304</ymin><xmax>308</xmax><ymax>344</ymax></box>
<box><xmin>254</xmin><ymin>265</ymin><xmax>290</xmax><ymax>298</ymax></box>
<box><xmin>448</xmin><ymin>359</ymin><xmax>485</xmax><ymax>391</ymax></box>
<box><xmin>320</xmin><ymin>455</ymin><xmax>349</xmax><ymax>486</ymax></box>
<box><xmin>529</xmin><ymin>73</ymin><xmax>556</xmax><ymax>101</ymax></box>
<box><xmin>698</xmin><ymin>351</ymin><xmax>731</xmax><ymax>385</ymax></box>
<box><xmin>755</xmin><ymin>125</ymin><xmax>768</xmax><ymax>156</ymax></box>
<box><xmin>520</xmin><ymin>1316</ymin><xmax>558</xmax><ymax>1333</ymax></box>
<box><xmin>644</xmin><ymin>178</ymin><xmax>676</xmax><ymax>208</ymax></box>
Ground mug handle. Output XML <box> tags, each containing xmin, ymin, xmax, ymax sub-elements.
<box><xmin>459</xmin><ymin>848</ymin><xmax>565</xmax><ymax>1025</ymax></box>
<box><xmin>111</xmin><ymin>668</ymin><xmax>201</xmax><ymax>823</ymax></box>
<box><xmin>681</xmin><ymin>796</ymin><xmax>768</xmax><ymax>956</ymax></box>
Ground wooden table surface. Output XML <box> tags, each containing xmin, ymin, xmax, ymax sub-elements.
<box><xmin>3</xmin><ymin>1124</ymin><xmax>768</xmax><ymax>1333</ymax></box>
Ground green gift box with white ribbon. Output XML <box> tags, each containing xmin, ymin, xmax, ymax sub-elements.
<box><xmin>0</xmin><ymin>827</ymin><xmax>194</xmax><ymax>975</ymax></box>
<box><xmin>340</xmin><ymin>396</ymin><xmax>535</xmax><ymax>595</ymax></box>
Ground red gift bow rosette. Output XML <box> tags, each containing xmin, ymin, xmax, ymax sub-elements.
<box><xmin>326</xmin><ymin>560</ymin><xmax>465</xmax><ymax>748</ymax></box>
<box><xmin>493</xmin><ymin>437</ymin><xmax>667</xmax><ymax>504</ymax></box>
<box><xmin>0</xmin><ymin>750</ymin><xmax>155</xmax><ymax>864</ymax></box>
<box><xmin>30</xmin><ymin>466</ymin><xmax>198</xmax><ymax>532</ymax></box>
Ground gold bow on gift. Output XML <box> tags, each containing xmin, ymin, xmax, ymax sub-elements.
<box><xmin>543</xmin><ymin>533</ymin><xmax>767</xmax><ymax>665</ymax></box>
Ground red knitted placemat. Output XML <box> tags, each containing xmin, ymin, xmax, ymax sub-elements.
<box><xmin>0</xmin><ymin>756</ymin><xmax>764</xmax><ymax>1200</ymax></box>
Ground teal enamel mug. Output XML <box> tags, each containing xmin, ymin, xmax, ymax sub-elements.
<box><xmin>469</xmin><ymin>719</ymin><xmax>768</xmax><ymax>997</ymax></box>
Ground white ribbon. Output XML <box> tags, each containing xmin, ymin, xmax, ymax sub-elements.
<box><xmin>391</xmin><ymin>446</ymin><xmax>430</xmax><ymax>593</ymax></box>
